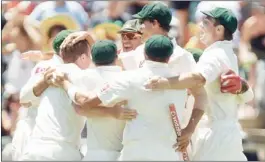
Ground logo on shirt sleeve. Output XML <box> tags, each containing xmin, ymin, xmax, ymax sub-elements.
<box><xmin>100</xmin><ymin>83</ymin><xmax>110</xmax><ymax>93</ymax></box>
<box><xmin>35</xmin><ymin>67</ymin><xmax>46</xmax><ymax>74</ymax></box>
<box><xmin>139</xmin><ymin>60</ymin><xmax>145</xmax><ymax>68</ymax></box>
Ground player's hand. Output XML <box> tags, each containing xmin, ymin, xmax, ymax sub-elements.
<box><xmin>61</xmin><ymin>31</ymin><xmax>94</xmax><ymax>49</ymax></box>
<box><xmin>112</xmin><ymin>101</ymin><xmax>138</xmax><ymax>120</ymax></box>
<box><xmin>173</xmin><ymin>127</ymin><xmax>193</xmax><ymax>152</ymax></box>
<box><xmin>20</xmin><ymin>102</ymin><xmax>32</xmax><ymax>108</ymax></box>
<box><xmin>51</xmin><ymin>69</ymin><xmax>68</xmax><ymax>87</ymax></box>
<box><xmin>72</xmin><ymin>102</ymin><xmax>84</xmax><ymax>115</ymax></box>
<box><xmin>144</xmin><ymin>76</ymin><xmax>170</xmax><ymax>90</ymax></box>
<box><xmin>220</xmin><ymin>69</ymin><xmax>242</xmax><ymax>94</ymax></box>
<box><xmin>21</xmin><ymin>50</ymin><xmax>54</xmax><ymax>62</ymax></box>
<box><xmin>43</xmin><ymin>67</ymin><xmax>56</xmax><ymax>85</ymax></box>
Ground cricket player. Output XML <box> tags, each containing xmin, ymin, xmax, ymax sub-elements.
<box><xmin>20</xmin><ymin>36</ymin><xmax>92</xmax><ymax>161</ymax></box>
<box><xmin>53</xmin><ymin>39</ymin><xmax>137</xmax><ymax>161</ymax></box>
<box><xmin>144</xmin><ymin>7</ymin><xmax>254</xmax><ymax>161</ymax></box>
<box><xmin>118</xmin><ymin>2</ymin><xmax>191</xmax><ymax>73</ymax></box>
<box><xmin>52</xmin><ymin>35</ymin><xmax>208</xmax><ymax>161</ymax></box>
<box><xmin>117</xmin><ymin>19</ymin><xmax>143</xmax><ymax>54</ymax></box>
<box><xmin>12</xmin><ymin>30</ymin><xmax>75</xmax><ymax>161</ymax></box>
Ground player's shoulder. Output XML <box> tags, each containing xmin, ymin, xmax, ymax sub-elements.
<box><xmin>123</xmin><ymin>68</ymin><xmax>150</xmax><ymax>83</ymax></box>
<box><xmin>201</xmin><ymin>46</ymin><xmax>226</xmax><ymax>61</ymax></box>
<box><xmin>83</xmin><ymin>68</ymin><xmax>99</xmax><ymax>78</ymax></box>
<box><xmin>31</xmin><ymin>60</ymin><xmax>52</xmax><ymax>75</ymax></box>
<box><xmin>170</xmin><ymin>45</ymin><xmax>195</xmax><ymax>64</ymax></box>
<box><xmin>58</xmin><ymin>63</ymin><xmax>80</xmax><ymax>70</ymax></box>
<box><xmin>171</xmin><ymin>45</ymin><xmax>192</xmax><ymax>60</ymax></box>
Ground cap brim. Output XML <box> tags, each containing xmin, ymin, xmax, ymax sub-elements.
<box><xmin>118</xmin><ymin>28</ymin><xmax>138</xmax><ymax>33</ymax></box>
<box><xmin>201</xmin><ymin>11</ymin><xmax>214</xmax><ymax>18</ymax></box>
<box><xmin>132</xmin><ymin>14</ymin><xmax>143</xmax><ymax>19</ymax></box>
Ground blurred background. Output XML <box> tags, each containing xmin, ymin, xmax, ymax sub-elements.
<box><xmin>1</xmin><ymin>1</ymin><xmax>265</xmax><ymax>161</ymax></box>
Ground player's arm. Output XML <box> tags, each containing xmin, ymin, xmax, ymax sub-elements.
<box><xmin>145</xmin><ymin>50</ymin><xmax>223</xmax><ymax>90</ymax></box>
<box><xmin>174</xmin><ymin>86</ymin><xmax>208</xmax><ymax>152</ymax></box>
<box><xmin>73</xmin><ymin>101</ymin><xmax>136</xmax><ymax>120</ymax></box>
<box><xmin>20</xmin><ymin>66</ymin><xmax>54</xmax><ymax>107</ymax></box>
<box><xmin>220</xmin><ymin>71</ymin><xmax>254</xmax><ymax>103</ymax></box>
<box><xmin>54</xmin><ymin>72</ymin><xmax>137</xmax><ymax>120</ymax></box>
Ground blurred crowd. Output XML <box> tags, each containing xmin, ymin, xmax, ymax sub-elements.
<box><xmin>1</xmin><ymin>0</ymin><xmax>265</xmax><ymax>160</ymax></box>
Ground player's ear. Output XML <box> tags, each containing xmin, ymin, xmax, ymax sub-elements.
<box><xmin>80</xmin><ymin>53</ymin><xmax>87</xmax><ymax>60</ymax></box>
<box><xmin>153</xmin><ymin>19</ymin><xmax>160</xmax><ymax>28</ymax></box>
<box><xmin>216</xmin><ymin>25</ymin><xmax>224</xmax><ymax>34</ymax></box>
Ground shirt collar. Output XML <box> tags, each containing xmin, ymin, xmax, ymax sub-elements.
<box><xmin>142</xmin><ymin>60</ymin><xmax>169</xmax><ymax>69</ymax></box>
<box><xmin>52</xmin><ymin>54</ymin><xmax>64</xmax><ymax>64</ymax></box>
<box><xmin>170</xmin><ymin>37</ymin><xmax>178</xmax><ymax>48</ymax></box>
<box><xmin>95</xmin><ymin>65</ymin><xmax>122</xmax><ymax>72</ymax></box>
<box><xmin>204</xmin><ymin>40</ymin><xmax>233</xmax><ymax>52</ymax></box>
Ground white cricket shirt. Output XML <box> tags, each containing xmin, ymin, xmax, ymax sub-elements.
<box><xmin>97</xmin><ymin>61</ymin><xmax>193</xmax><ymax>160</ymax></box>
<box><xmin>19</xmin><ymin>55</ymin><xmax>64</xmax><ymax>121</ymax></box>
<box><xmin>31</xmin><ymin>63</ymin><xmax>86</xmax><ymax>148</ymax></box>
<box><xmin>196</xmin><ymin>41</ymin><xmax>250</xmax><ymax>121</ymax></box>
<box><xmin>118</xmin><ymin>38</ymin><xmax>194</xmax><ymax>75</ymax></box>
<box><xmin>69</xmin><ymin>66</ymin><xmax>125</xmax><ymax>153</ymax></box>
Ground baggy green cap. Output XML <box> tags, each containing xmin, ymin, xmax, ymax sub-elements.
<box><xmin>145</xmin><ymin>35</ymin><xmax>173</xmax><ymax>59</ymax></box>
<box><xmin>91</xmin><ymin>40</ymin><xmax>117</xmax><ymax>64</ymax></box>
<box><xmin>133</xmin><ymin>2</ymin><xmax>172</xmax><ymax>26</ymax></box>
<box><xmin>52</xmin><ymin>29</ymin><xmax>75</xmax><ymax>54</ymax></box>
<box><xmin>118</xmin><ymin>19</ymin><xmax>142</xmax><ymax>33</ymax></box>
<box><xmin>201</xmin><ymin>7</ymin><xmax>238</xmax><ymax>34</ymax></box>
<box><xmin>186</xmin><ymin>48</ymin><xmax>203</xmax><ymax>63</ymax></box>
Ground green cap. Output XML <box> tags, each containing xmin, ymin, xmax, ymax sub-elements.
<box><xmin>201</xmin><ymin>7</ymin><xmax>238</xmax><ymax>34</ymax></box>
<box><xmin>186</xmin><ymin>48</ymin><xmax>203</xmax><ymax>63</ymax></box>
<box><xmin>145</xmin><ymin>35</ymin><xmax>173</xmax><ymax>59</ymax></box>
<box><xmin>118</xmin><ymin>19</ymin><xmax>142</xmax><ymax>33</ymax></box>
<box><xmin>52</xmin><ymin>30</ymin><xmax>74</xmax><ymax>54</ymax></box>
<box><xmin>133</xmin><ymin>2</ymin><xmax>172</xmax><ymax>26</ymax></box>
<box><xmin>91</xmin><ymin>40</ymin><xmax>117</xmax><ymax>64</ymax></box>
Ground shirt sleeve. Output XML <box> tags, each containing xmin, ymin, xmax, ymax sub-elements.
<box><xmin>19</xmin><ymin>62</ymin><xmax>47</xmax><ymax>104</ymax></box>
<box><xmin>96</xmin><ymin>73</ymin><xmax>133</xmax><ymax>106</ymax></box>
<box><xmin>237</xmin><ymin>87</ymin><xmax>254</xmax><ymax>104</ymax></box>
<box><xmin>195</xmin><ymin>49</ymin><xmax>224</xmax><ymax>84</ymax></box>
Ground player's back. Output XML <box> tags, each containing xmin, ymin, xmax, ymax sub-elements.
<box><xmin>120</xmin><ymin>61</ymin><xmax>188</xmax><ymax>160</ymax></box>
<box><xmin>22</xmin><ymin>63</ymin><xmax>85</xmax><ymax>161</ymax></box>
<box><xmin>73</xmin><ymin>66</ymin><xmax>125</xmax><ymax>160</ymax></box>
<box><xmin>31</xmin><ymin>63</ymin><xmax>85</xmax><ymax>147</ymax></box>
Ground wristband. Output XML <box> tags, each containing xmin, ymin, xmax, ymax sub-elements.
<box><xmin>238</xmin><ymin>79</ymin><xmax>249</xmax><ymax>94</ymax></box>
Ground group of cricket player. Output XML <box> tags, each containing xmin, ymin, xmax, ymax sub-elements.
<box><xmin>11</xmin><ymin>2</ymin><xmax>254</xmax><ymax>161</ymax></box>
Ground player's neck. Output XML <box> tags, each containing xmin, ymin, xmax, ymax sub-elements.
<box><xmin>156</xmin><ymin>29</ymin><xmax>168</xmax><ymax>37</ymax></box>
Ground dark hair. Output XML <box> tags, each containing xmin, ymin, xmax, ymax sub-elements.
<box><xmin>145</xmin><ymin>19</ymin><xmax>171</xmax><ymax>32</ymax></box>
<box><xmin>213</xmin><ymin>18</ymin><xmax>233</xmax><ymax>41</ymax></box>
<box><xmin>60</xmin><ymin>38</ymin><xmax>89</xmax><ymax>63</ymax></box>
<box><xmin>146</xmin><ymin>55</ymin><xmax>169</xmax><ymax>62</ymax></box>
<box><xmin>94</xmin><ymin>58</ymin><xmax>117</xmax><ymax>66</ymax></box>
<box><xmin>48</xmin><ymin>25</ymin><xmax>67</xmax><ymax>39</ymax></box>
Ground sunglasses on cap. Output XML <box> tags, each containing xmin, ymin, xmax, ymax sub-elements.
<box><xmin>121</xmin><ymin>32</ymin><xmax>142</xmax><ymax>40</ymax></box>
